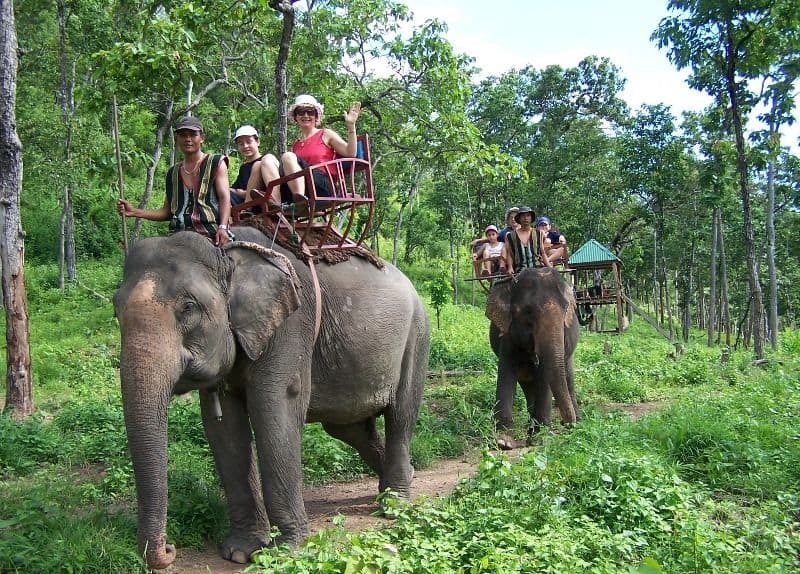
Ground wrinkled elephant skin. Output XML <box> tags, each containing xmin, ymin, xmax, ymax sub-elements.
<box><xmin>486</xmin><ymin>267</ymin><xmax>580</xmax><ymax>445</ymax></box>
<box><xmin>114</xmin><ymin>228</ymin><xmax>429</xmax><ymax>569</ymax></box>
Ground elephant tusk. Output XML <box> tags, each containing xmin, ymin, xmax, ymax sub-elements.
<box><xmin>210</xmin><ymin>390</ymin><xmax>223</xmax><ymax>421</ymax></box>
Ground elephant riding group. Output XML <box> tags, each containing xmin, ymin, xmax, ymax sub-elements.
<box><xmin>115</xmin><ymin>199</ymin><xmax>579</xmax><ymax>568</ymax></box>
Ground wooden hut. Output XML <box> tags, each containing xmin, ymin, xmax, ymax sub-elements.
<box><xmin>568</xmin><ymin>239</ymin><xmax>626</xmax><ymax>333</ymax></box>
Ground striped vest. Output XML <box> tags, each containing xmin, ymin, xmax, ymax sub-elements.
<box><xmin>166</xmin><ymin>154</ymin><xmax>227</xmax><ymax>237</ymax></box>
<box><xmin>506</xmin><ymin>228</ymin><xmax>544</xmax><ymax>270</ymax></box>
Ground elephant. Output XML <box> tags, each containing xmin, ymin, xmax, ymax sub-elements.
<box><xmin>485</xmin><ymin>266</ymin><xmax>580</xmax><ymax>448</ymax></box>
<box><xmin>113</xmin><ymin>227</ymin><xmax>429</xmax><ymax>570</ymax></box>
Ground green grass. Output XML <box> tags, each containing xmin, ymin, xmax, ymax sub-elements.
<box><xmin>1</xmin><ymin>259</ymin><xmax>799</xmax><ymax>573</ymax></box>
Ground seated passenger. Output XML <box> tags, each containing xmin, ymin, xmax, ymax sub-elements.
<box><xmin>470</xmin><ymin>239</ymin><xmax>488</xmax><ymax>278</ymax></box>
<box><xmin>498</xmin><ymin>207</ymin><xmax>520</xmax><ymax>242</ymax></box>
<box><xmin>262</xmin><ymin>94</ymin><xmax>361</xmax><ymax>205</ymax></box>
<box><xmin>536</xmin><ymin>215</ymin><xmax>569</xmax><ymax>266</ymax></box>
<box><xmin>501</xmin><ymin>206</ymin><xmax>548</xmax><ymax>274</ymax></box>
<box><xmin>229</xmin><ymin>125</ymin><xmax>280</xmax><ymax>207</ymax></box>
<box><xmin>481</xmin><ymin>225</ymin><xmax>504</xmax><ymax>276</ymax></box>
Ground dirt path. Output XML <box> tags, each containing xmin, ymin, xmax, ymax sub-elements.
<box><xmin>169</xmin><ymin>457</ymin><xmax>477</xmax><ymax>574</ymax></box>
<box><xmin>164</xmin><ymin>402</ymin><xmax>666</xmax><ymax>573</ymax></box>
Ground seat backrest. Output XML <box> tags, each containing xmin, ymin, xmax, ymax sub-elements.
<box><xmin>337</xmin><ymin>134</ymin><xmax>370</xmax><ymax>172</ymax></box>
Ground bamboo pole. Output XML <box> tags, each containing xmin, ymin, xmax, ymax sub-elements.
<box><xmin>111</xmin><ymin>96</ymin><xmax>128</xmax><ymax>253</ymax></box>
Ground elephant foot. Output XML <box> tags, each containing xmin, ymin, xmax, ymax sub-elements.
<box><xmin>496</xmin><ymin>432</ymin><xmax>516</xmax><ymax>451</ymax></box>
<box><xmin>219</xmin><ymin>532</ymin><xmax>269</xmax><ymax>564</ymax></box>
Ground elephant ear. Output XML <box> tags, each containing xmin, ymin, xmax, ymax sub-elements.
<box><xmin>225</xmin><ymin>244</ymin><xmax>302</xmax><ymax>360</ymax></box>
<box><xmin>485</xmin><ymin>279</ymin><xmax>512</xmax><ymax>334</ymax></box>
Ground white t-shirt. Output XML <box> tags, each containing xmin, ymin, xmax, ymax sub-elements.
<box><xmin>485</xmin><ymin>242</ymin><xmax>503</xmax><ymax>258</ymax></box>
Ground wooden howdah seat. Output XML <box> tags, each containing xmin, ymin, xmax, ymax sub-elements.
<box><xmin>231</xmin><ymin>134</ymin><xmax>374</xmax><ymax>254</ymax></box>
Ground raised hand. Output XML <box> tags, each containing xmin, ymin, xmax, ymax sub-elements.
<box><xmin>344</xmin><ymin>101</ymin><xmax>361</xmax><ymax>127</ymax></box>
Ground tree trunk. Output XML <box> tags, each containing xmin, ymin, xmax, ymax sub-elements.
<box><xmin>655</xmin><ymin>212</ymin><xmax>672</xmax><ymax>338</ymax></box>
<box><xmin>725</xmin><ymin>22</ymin><xmax>765</xmax><ymax>359</ymax></box>
<box><xmin>271</xmin><ymin>0</ymin><xmax>296</xmax><ymax>155</ymax></box>
<box><xmin>57</xmin><ymin>0</ymin><xmax>76</xmax><ymax>284</ymax></box>
<box><xmin>1</xmin><ymin>0</ymin><xmax>33</xmax><ymax>419</ymax></box>
<box><xmin>132</xmin><ymin>99</ymin><xmax>173</xmax><ymax>243</ymax></box>
<box><xmin>707</xmin><ymin>207</ymin><xmax>719</xmax><ymax>346</ymax></box>
<box><xmin>58</xmin><ymin>186</ymin><xmax>76</xmax><ymax>288</ymax></box>
<box><xmin>391</xmin><ymin>198</ymin><xmax>407</xmax><ymax>267</ymax></box>
<box><xmin>392</xmin><ymin>169</ymin><xmax>422</xmax><ymax>267</ymax></box>
<box><xmin>718</xmin><ymin>210</ymin><xmax>732</xmax><ymax>346</ymax></box>
<box><xmin>766</xmin><ymin>143</ymin><xmax>778</xmax><ymax>349</ymax></box>
<box><xmin>681</xmin><ymin>237</ymin><xmax>694</xmax><ymax>342</ymax></box>
<box><xmin>697</xmin><ymin>274</ymin><xmax>704</xmax><ymax>329</ymax></box>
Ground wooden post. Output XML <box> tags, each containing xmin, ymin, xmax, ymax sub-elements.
<box><xmin>111</xmin><ymin>96</ymin><xmax>128</xmax><ymax>253</ymax></box>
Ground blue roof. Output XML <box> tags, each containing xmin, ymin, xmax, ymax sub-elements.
<box><xmin>569</xmin><ymin>239</ymin><xmax>620</xmax><ymax>265</ymax></box>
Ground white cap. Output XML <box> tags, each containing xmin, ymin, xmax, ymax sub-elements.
<box><xmin>234</xmin><ymin>125</ymin><xmax>258</xmax><ymax>141</ymax></box>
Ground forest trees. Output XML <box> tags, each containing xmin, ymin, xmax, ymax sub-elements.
<box><xmin>654</xmin><ymin>0</ymin><xmax>800</xmax><ymax>359</ymax></box>
<box><xmin>1</xmin><ymin>0</ymin><xmax>34</xmax><ymax>418</ymax></box>
<box><xmin>7</xmin><ymin>0</ymin><xmax>800</xmax><ymax>357</ymax></box>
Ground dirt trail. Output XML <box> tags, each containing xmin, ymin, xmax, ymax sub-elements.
<box><xmin>169</xmin><ymin>457</ymin><xmax>477</xmax><ymax>574</ymax></box>
<box><xmin>166</xmin><ymin>402</ymin><xmax>665</xmax><ymax>573</ymax></box>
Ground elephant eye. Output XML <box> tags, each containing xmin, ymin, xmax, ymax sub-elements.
<box><xmin>180</xmin><ymin>300</ymin><xmax>197</xmax><ymax>316</ymax></box>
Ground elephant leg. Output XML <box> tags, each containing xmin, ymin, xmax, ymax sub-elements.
<box><xmin>322</xmin><ymin>418</ymin><xmax>385</xmax><ymax>478</ymax></box>
<box><xmin>494</xmin><ymin>358</ymin><xmax>518</xmax><ymax>432</ymax></box>
<box><xmin>199</xmin><ymin>388</ymin><xmax>269</xmax><ymax>564</ymax></box>
<box><xmin>380</xmin><ymin>336</ymin><xmax>426</xmax><ymax>499</ymax></box>
<box><xmin>247</xmin><ymin>368</ymin><xmax>310</xmax><ymax>547</ymax></box>
<box><xmin>520</xmin><ymin>370</ymin><xmax>552</xmax><ymax>436</ymax></box>
<box><xmin>566</xmin><ymin>354</ymin><xmax>581</xmax><ymax>422</ymax></box>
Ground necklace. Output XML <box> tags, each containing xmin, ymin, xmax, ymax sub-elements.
<box><xmin>181</xmin><ymin>154</ymin><xmax>205</xmax><ymax>175</ymax></box>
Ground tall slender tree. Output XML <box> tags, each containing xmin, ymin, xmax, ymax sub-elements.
<box><xmin>1</xmin><ymin>0</ymin><xmax>34</xmax><ymax>419</ymax></box>
<box><xmin>654</xmin><ymin>0</ymin><xmax>800</xmax><ymax>359</ymax></box>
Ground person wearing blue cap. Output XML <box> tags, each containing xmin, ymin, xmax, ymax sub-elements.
<box><xmin>536</xmin><ymin>215</ymin><xmax>569</xmax><ymax>266</ymax></box>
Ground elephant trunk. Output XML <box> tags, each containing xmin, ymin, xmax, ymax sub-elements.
<box><xmin>538</xmin><ymin>320</ymin><xmax>577</xmax><ymax>425</ymax></box>
<box><xmin>119</xmin><ymin>332</ymin><xmax>180</xmax><ymax>570</ymax></box>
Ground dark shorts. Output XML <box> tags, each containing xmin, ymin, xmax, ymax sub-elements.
<box><xmin>279</xmin><ymin>158</ymin><xmax>334</xmax><ymax>202</ymax></box>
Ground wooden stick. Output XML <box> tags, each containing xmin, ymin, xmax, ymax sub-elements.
<box><xmin>112</xmin><ymin>95</ymin><xmax>128</xmax><ymax>253</ymax></box>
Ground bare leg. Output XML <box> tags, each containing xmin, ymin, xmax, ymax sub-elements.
<box><xmin>547</xmin><ymin>246</ymin><xmax>567</xmax><ymax>264</ymax></box>
<box><xmin>244</xmin><ymin>159</ymin><xmax>266</xmax><ymax>198</ymax></box>
<box><xmin>254</xmin><ymin>154</ymin><xmax>281</xmax><ymax>204</ymax></box>
<box><xmin>280</xmin><ymin>152</ymin><xmax>305</xmax><ymax>199</ymax></box>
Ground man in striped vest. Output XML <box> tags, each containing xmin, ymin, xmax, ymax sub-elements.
<box><xmin>117</xmin><ymin>116</ymin><xmax>234</xmax><ymax>246</ymax></box>
<box><xmin>500</xmin><ymin>206</ymin><xmax>549</xmax><ymax>274</ymax></box>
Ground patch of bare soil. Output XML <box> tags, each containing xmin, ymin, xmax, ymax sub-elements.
<box><xmin>601</xmin><ymin>400</ymin><xmax>669</xmax><ymax>420</ymax></box>
<box><xmin>168</xmin><ymin>456</ymin><xmax>478</xmax><ymax>574</ymax></box>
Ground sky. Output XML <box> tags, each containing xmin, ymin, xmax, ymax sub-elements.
<box><xmin>400</xmin><ymin>0</ymin><xmax>799</xmax><ymax>150</ymax></box>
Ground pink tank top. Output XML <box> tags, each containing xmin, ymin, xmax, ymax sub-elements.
<box><xmin>293</xmin><ymin>130</ymin><xmax>336</xmax><ymax>173</ymax></box>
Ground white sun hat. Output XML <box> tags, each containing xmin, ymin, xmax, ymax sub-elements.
<box><xmin>288</xmin><ymin>94</ymin><xmax>324</xmax><ymax>124</ymax></box>
<box><xmin>234</xmin><ymin>125</ymin><xmax>259</xmax><ymax>141</ymax></box>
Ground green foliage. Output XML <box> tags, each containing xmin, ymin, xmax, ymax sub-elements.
<box><xmin>423</xmin><ymin>300</ymin><xmax>495</xmax><ymax>371</ymax></box>
<box><xmin>4</xmin><ymin>257</ymin><xmax>800</xmax><ymax>574</ymax></box>
<box><xmin>426</xmin><ymin>268</ymin><xmax>452</xmax><ymax>329</ymax></box>
<box><xmin>302</xmin><ymin>424</ymin><xmax>370</xmax><ymax>483</ymax></box>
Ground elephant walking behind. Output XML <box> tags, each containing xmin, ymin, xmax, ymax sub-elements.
<box><xmin>113</xmin><ymin>227</ymin><xmax>430</xmax><ymax>569</ymax></box>
<box><xmin>486</xmin><ymin>267</ymin><xmax>580</xmax><ymax>447</ymax></box>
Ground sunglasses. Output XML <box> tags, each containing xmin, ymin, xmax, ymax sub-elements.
<box><xmin>294</xmin><ymin>108</ymin><xmax>317</xmax><ymax>117</ymax></box>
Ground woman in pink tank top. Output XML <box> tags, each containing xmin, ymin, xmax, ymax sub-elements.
<box><xmin>261</xmin><ymin>94</ymin><xmax>361</xmax><ymax>205</ymax></box>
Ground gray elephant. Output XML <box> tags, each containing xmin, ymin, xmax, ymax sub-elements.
<box><xmin>113</xmin><ymin>227</ymin><xmax>429</xmax><ymax>570</ymax></box>
<box><xmin>485</xmin><ymin>267</ymin><xmax>580</xmax><ymax>448</ymax></box>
